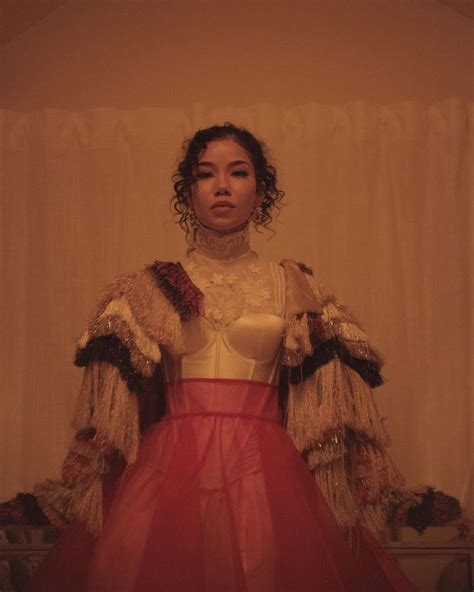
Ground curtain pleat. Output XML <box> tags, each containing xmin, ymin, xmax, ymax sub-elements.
<box><xmin>1</xmin><ymin>101</ymin><xmax>472</xmax><ymax>515</ymax></box>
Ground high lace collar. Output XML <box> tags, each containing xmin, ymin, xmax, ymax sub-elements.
<box><xmin>190</xmin><ymin>224</ymin><xmax>251</xmax><ymax>261</ymax></box>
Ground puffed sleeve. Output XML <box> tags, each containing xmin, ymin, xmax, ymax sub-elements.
<box><xmin>33</xmin><ymin>266</ymin><xmax>183</xmax><ymax>534</ymax></box>
<box><xmin>280</xmin><ymin>263</ymin><xmax>406</xmax><ymax>533</ymax></box>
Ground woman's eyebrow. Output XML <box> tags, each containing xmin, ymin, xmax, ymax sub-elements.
<box><xmin>197</xmin><ymin>160</ymin><xmax>250</xmax><ymax>167</ymax></box>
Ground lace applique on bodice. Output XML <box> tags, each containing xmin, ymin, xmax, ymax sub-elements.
<box><xmin>159</xmin><ymin>225</ymin><xmax>287</xmax><ymax>385</ymax></box>
<box><xmin>183</xmin><ymin>256</ymin><xmax>276</xmax><ymax>331</ymax></box>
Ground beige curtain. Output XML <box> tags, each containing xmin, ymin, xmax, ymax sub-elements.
<box><xmin>1</xmin><ymin>100</ymin><xmax>472</xmax><ymax>516</ymax></box>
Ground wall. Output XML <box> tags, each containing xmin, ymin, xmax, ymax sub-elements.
<box><xmin>1</xmin><ymin>0</ymin><xmax>472</xmax><ymax>512</ymax></box>
<box><xmin>1</xmin><ymin>0</ymin><xmax>472</xmax><ymax>110</ymax></box>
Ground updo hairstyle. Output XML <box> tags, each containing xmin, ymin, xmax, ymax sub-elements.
<box><xmin>171</xmin><ymin>122</ymin><xmax>285</xmax><ymax>243</ymax></box>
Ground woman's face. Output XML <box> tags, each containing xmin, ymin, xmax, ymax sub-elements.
<box><xmin>190</xmin><ymin>137</ymin><xmax>262</xmax><ymax>234</ymax></box>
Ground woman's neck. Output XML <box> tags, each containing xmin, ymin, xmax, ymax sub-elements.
<box><xmin>191</xmin><ymin>224</ymin><xmax>251</xmax><ymax>261</ymax></box>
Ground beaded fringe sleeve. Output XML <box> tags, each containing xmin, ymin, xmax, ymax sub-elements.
<box><xmin>33</xmin><ymin>258</ymin><xmax>406</xmax><ymax>536</ymax></box>
<box><xmin>33</xmin><ymin>262</ymin><xmax>196</xmax><ymax>535</ymax></box>
<box><xmin>279</xmin><ymin>261</ymin><xmax>406</xmax><ymax>533</ymax></box>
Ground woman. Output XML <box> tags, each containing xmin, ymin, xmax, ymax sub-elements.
<box><xmin>26</xmin><ymin>123</ymin><xmax>416</xmax><ymax>591</ymax></box>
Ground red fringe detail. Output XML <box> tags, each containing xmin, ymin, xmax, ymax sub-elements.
<box><xmin>149</xmin><ymin>261</ymin><xmax>203</xmax><ymax>322</ymax></box>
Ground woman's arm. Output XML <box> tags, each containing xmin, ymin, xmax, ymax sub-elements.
<box><xmin>280</xmin><ymin>261</ymin><xmax>408</xmax><ymax>533</ymax></box>
<box><xmin>32</xmin><ymin>265</ymin><xmax>179</xmax><ymax>534</ymax></box>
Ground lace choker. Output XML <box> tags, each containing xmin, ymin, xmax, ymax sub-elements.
<box><xmin>191</xmin><ymin>224</ymin><xmax>251</xmax><ymax>260</ymax></box>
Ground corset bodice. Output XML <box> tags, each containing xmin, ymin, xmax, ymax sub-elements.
<box><xmin>160</xmin><ymin>313</ymin><xmax>286</xmax><ymax>385</ymax></box>
<box><xmin>160</xmin><ymin>225</ymin><xmax>287</xmax><ymax>386</ymax></box>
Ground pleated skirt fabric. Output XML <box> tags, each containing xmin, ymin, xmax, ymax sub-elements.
<box><xmin>85</xmin><ymin>378</ymin><xmax>414</xmax><ymax>592</ymax></box>
<box><xmin>25</xmin><ymin>378</ymin><xmax>416</xmax><ymax>591</ymax></box>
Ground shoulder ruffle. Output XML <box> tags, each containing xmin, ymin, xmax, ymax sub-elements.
<box><xmin>280</xmin><ymin>259</ymin><xmax>383</xmax><ymax>388</ymax></box>
<box><xmin>74</xmin><ymin>261</ymin><xmax>202</xmax><ymax>392</ymax></box>
<box><xmin>279</xmin><ymin>260</ymin><xmax>405</xmax><ymax>532</ymax></box>
<box><xmin>41</xmin><ymin>261</ymin><xmax>201</xmax><ymax>534</ymax></box>
<box><xmin>149</xmin><ymin>261</ymin><xmax>203</xmax><ymax>321</ymax></box>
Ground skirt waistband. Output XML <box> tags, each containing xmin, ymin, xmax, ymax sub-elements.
<box><xmin>163</xmin><ymin>378</ymin><xmax>281</xmax><ymax>422</ymax></box>
<box><xmin>161</xmin><ymin>410</ymin><xmax>281</xmax><ymax>424</ymax></box>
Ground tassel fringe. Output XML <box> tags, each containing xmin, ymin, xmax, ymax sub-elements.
<box><xmin>37</xmin><ymin>362</ymin><xmax>142</xmax><ymax>534</ymax></box>
<box><xmin>72</xmin><ymin>361</ymin><xmax>140</xmax><ymax>464</ymax></box>
<box><xmin>283</xmin><ymin>313</ymin><xmax>312</xmax><ymax>356</ymax></box>
<box><xmin>33</xmin><ymin>480</ymin><xmax>75</xmax><ymax>528</ymax></box>
<box><xmin>78</xmin><ymin>298</ymin><xmax>160</xmax><ymax>379</ymax></box>
<box><xmin>286</xmin><ymin>359</ymin><xmax>388</xmax><ymax>454</ymax></box>
<box><xmin>313</xmin><ymin>460</ymin><xmax>359</xmax><ymax>528</ymax></box>
<box><xmin>74</xmin><ymin>475</ymin><xmax>104</xmax><ymax>535</ymax></box>
<box><xmin>286</xmin><ymin>360</ymin><xmax>348</xmax><ymax>452</ymax></box>
<box><xmin>285</xmin><ymin>354</ymin><xmax>401</xmax><ymax>532</ymax></box>
<box><xmin>79</xmin><ymin>267</ymin><xmax>186</xmax><ymax>374</ymax></box>
<box><xmin>33</xmin><ymin>476</ymin><xmax>104</xmax><ymax>535</ymax></box>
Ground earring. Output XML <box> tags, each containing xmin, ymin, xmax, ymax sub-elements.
<box><xmin>187</xmin><ymin>208</ymin><xmax>199</xmax><ymax>229</ymax></box>
<box><xmin>251</xmin><ymin>206</ymin><xmax>265</xmax><ymax>226</ymax></box>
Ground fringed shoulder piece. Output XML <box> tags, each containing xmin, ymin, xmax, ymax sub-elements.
<box><xmin>278</xmin><ymin>259</ymin><xmax>322</xmax><ymax>368</ymax></box>
<box><xmin>35</xmin><ymin>261</ymin><xmax>202</xmax><ymax>535</ymax></box>
<box><xmin>280</xmin><ymin>260</ymin><xmax>406</xmax><ymax>533</ymax></box>
<box><xmin>150</xmin><ymin>261</ymin><xmax>204</xmax><ymax>322</ymax></box>
<box><xmin>279</xmin><ymin>259</ymin><xmax>383</xmax><ymax>388</ymax></box>
<box><xmin>306</xmin><ymin>274</ymin><xmax>383</xmax><ymax>387</ymax></box>
<box><xmin>75</xmin><ymin>262</ymin><xmax>199</xmax><ymax>393</ymax></box>
<box><xmin>34</xmin><ymin>360</ymin><xmax>139</xmax><ymax>534</ymax></box>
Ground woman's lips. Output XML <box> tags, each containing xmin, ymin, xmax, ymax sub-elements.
<box><xmin>212</xmin><ymin>201</ymin><xmax>234</xmax><ymax>209</ymax></box>
<box><xmin>212</xmin><ymin>205</ymin><xmax>234</xmax><ymax>216</ymax></box>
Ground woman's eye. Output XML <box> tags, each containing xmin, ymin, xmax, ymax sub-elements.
<box><xmin>195</xmin><ymin>170</ymin><xmax>249</xmax><ymax>179</ymax></box>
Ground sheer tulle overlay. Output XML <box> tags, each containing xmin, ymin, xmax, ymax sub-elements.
<box><xmin>84</xmin><ymin>378</ymin><xmax>413</xmax><ymax>592</ymax></box>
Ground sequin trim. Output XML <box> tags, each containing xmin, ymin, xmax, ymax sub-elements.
<box><xmin>74</xmin><ymin>335</ymin><xmax>143</xmax><ymax>394</ymax></box>
<box><xmin>85</xmin><ymin>315</ymin><xmax>156</xmax><ymax>377</ymax></box>
<box><xmin>285</xmin><ymin>337</ymin><xmax>383</xmax><ymax>388</ymax></box>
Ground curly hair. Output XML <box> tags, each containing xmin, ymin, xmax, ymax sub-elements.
<box><xmin>171</xmin><ymin>122</ymin><xmax>285</xmax><ymax>244</ymax></box>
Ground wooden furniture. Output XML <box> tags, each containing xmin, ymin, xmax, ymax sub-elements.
<box><xmin>1</xmin><ymin>525</ymin><xmax>472</xmax><ymax>591</ymax></box>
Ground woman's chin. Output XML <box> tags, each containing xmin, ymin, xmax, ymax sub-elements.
<box><xmin>199</xmin><ymin>219</ymin><xmax>249</xmax><ymax>235</ymax></box>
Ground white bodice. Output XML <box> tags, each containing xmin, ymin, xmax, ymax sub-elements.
<box><xmin>160</xmin><ymin>226</ymin><xmax>287</xmax><ymax>385</ymax></box>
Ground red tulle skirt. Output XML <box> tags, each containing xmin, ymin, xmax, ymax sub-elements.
<box><xmin>26</xmin><ymin>378</ymin><xmax>416</xmax><ymax>592</ymax></box>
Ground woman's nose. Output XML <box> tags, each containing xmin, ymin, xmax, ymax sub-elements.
<box><xmin>214</xmin><ymin>186</ymin><xmax>231</xmax><ymax>196</ymax></box>
<box><xmin>214</xmin><ymin>176</ymin><xmax>231</xmax><ymax>196</ymax></box>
